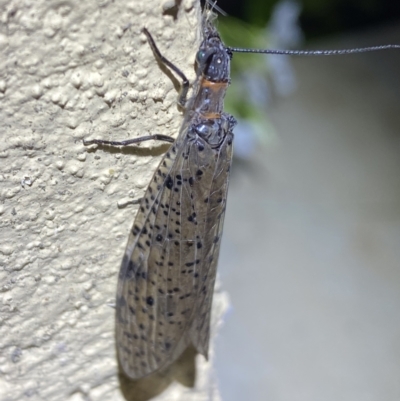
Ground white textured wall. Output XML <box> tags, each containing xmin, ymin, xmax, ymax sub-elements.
<box><xmin>0</xmin><ymin>0</ymin><xmax>226</xmax><ymax>400</ymax></box>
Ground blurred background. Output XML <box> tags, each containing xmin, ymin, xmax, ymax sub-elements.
<box><xmin>206</xmin><ymin>0</ymin><xmax>400</xmax><ymax>400</ymax></box>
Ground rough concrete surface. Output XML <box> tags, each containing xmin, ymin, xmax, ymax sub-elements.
<box><xmin>0</xmin><ymin>0</ymin><xmax>227</xmax><ymax>400</ymax></box>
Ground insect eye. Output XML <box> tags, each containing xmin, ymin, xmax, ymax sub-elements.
<box><xmin>196</xmin><ymin>50</ymin><xmax>207</xmax><ymax>63</ymax></box>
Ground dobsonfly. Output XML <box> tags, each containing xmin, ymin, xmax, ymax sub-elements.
<box><xmin>83</xmin><ymin>4</ymin><xmax>400</xmax><ymax>380</ymax></box>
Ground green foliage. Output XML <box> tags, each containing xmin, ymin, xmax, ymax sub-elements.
<box><xmin>217</xmin><ymin>17</ymin><xmax>272</xmax><ymax>76</ymax></box>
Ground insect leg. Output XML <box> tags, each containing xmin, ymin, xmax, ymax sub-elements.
<box><xmin>117</xmin><ymin>197</ymin><xmax>142</xmax><ymax>209</ymax></box>
<box><xmin>83</xmin><ymin>134</ymin><xmax>175</xmax><ymax>147</ymax></box>
<box><xmin>142</xmin><ymin>28</ymin><xmax>190</xmax><ymax>107</ymax></box>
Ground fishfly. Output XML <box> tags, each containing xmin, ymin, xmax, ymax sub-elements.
<box><xmin>84</xmin><ymin>7</ymin><xmax>400</xmax><ymax>380</ymax></box>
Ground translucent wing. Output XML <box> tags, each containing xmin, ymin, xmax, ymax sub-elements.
<box><xmin>116</xmin><ymin>122</ymin><xmax>234</xmax><ymax>379</ymax></box>
<box><xmin>189</xmin><ymin>124</ymin><xmax>234</xmax><ymax>356</ymax></box>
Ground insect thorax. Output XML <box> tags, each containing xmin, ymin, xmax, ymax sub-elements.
<box><xmin>190</xmin><ymin>114</ymin><xmax>236</xmax><ymax>148</ymax></box>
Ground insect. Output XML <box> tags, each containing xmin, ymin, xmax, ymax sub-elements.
<box><xmin>83</xmin><ymin>5</ymin><xmax>400</xmax><ymax>380</ymax></box>
<box><xmin>85</xmin><ymin>10</ymin><xmax>235</xmax><ymax>379</ymax></box>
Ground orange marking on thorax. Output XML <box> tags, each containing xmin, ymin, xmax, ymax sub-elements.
<box><xmin>200</xmin><ymin>77</ymin><xmax>228</xmax><ymax>90</ymax></box>
<box><xmin>199</xmin><ymin>78</ymin><xmax>228</xmax><ymax>119</ymax></box>
<box><xmin>202</xmin><ymin>112</ymin><xmax>221</xmax><ymax>119</ymax></box>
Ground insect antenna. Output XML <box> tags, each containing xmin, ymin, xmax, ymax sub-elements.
<box><xmin>205</xmin><ymin>0</ymin><xmax>227</xmax><ymax>17</ymax></box>
<box><xmin>228</xmin><ymin>44</ymin><xmax>400</xmax><ymax>56</ymax></box>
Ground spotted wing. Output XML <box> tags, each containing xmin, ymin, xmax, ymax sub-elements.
<box><xmin>116</xmin><ymin>126</ymin><xmax>234</xmax><ymax>379</ymax></box>
<box><xmin>189</xmin><ymin>126</ymin><xmax>233</xmax><ymax>357</ymax></box>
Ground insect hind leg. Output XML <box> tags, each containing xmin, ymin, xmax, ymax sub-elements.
<box><xmin>83</xmin><ymin>134</ymin><xmax>175</xmax><ymax>147</ymax></box>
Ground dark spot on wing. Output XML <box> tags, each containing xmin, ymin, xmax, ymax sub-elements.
<box><xmin>165</xmin><ymin>175</ymin><xmax>173</xmax><ymax>190</ymax></box>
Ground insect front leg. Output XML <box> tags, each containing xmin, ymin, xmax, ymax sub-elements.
<box><xmin>142</xmin><ymin>28</ymin><xmax>190</xmax><ymax>107</ymax></box>
<box><xmin>83</xmin><ymin>28</ymin><xmax>190</xmax><ymax>149</ymax></box>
